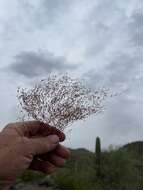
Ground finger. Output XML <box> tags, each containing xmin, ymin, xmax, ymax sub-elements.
<box><xmin>30</xmin><ymin>135</ymin><xmax>59</xmax><ymax>155</ymax></box>
<box><xmin>38</xmin><ymin>153</ymin><xmax>66</xmax><ymax>167</ymax></box>
<box><xmin>5</xmin><ymin>121</ymin><xmax>65</xmax><ymax>141</ymax></box>
<box><xmin>54</xmin><ymin>144</ymin><xmax>71</xmax><ymax>158</ymax></box>
<box><xmin>37</xmin><ymin>144</ymin><xmax>70</xmax><ymax>160</ymax></box>
<box><xmin>37</xmin><ymin>125</ymin><xmax>65</xmax><ymax>142</ymax></box>
<box><xmin>29</xmin><ymin>159</ymin><xmax>56</xmax><ymax>174</ymax></box>
<box><xmin>4</xmin><ymin>121</ymin><xmax>49</xmax><ymax>136</ymax></box>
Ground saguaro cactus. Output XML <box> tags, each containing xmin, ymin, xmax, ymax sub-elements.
<box><xmin>95</xmin><ymin>136</ymin><xmax>101</xmax><ymax>177</ymax></box>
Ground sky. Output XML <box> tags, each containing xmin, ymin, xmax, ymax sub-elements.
<box><xmin>0</xmin><ymin>0</ymin><xmax>143</xmax><ymax>151</ymax></box>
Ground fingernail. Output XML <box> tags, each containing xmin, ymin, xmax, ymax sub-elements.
<box><xmin>48</xmin><ymin>135</ymin><xmax>59</xmax><ymax>143</ymax></box>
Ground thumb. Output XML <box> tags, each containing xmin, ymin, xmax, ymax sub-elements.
<box><xmin>29</xmin><ymin>135</ymin><xmax>59</xmax><ymax>155</ymax></box>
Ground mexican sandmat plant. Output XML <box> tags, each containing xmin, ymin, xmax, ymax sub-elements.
<box><xmin>17</xmin><ymin>75</ymin><xmax>109</xmax><ymax>131</ymax></box>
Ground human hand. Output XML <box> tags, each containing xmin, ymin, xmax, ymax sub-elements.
<box><xmin>0</xmin><ymin>121</ymin><xmax>70</xmax><ymax>190</ymax></box>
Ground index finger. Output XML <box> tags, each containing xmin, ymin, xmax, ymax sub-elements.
<box><xmin>37</xmin><ymin>122</ymin><xmax>65</xmax><ymax>142</ymax></box>
<box><xmin>4</xmin><ymin>121</ymin><xmax>65</xmax><ymax>142</ymax></box>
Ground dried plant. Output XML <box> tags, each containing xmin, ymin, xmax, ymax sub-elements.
<box><xmin>17</xmin><ymin>75</ymin><xmax>109</xmax><ymax>131</ymax></box>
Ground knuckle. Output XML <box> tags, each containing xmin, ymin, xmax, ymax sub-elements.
<box><xmin>19</xmin><ymin>137</ymin><xmax>31</xmax><ymax>150</ymax></box>
<box><xmin>21</xmin><ymin>136</ymin><xmax>30</xmax><ymax>145</ymax></box>
<box><xmin>2</xmin><ymin>123</ymin><xmax>15</xmax><ymax>133</ymax></box>
<box><xmin>4</xmin><ymin>123</ymin><xmax>13</xmax><ymax>130</ymax></box>
<box><xmin>40</xmin><ymin>140</ymin><xmax>50</xmax><ymax>152</ymax></box>
<box><xmin>18</xmin><ymin>137</ymin><xmax>33</xmax><ymax>158</ymax></box>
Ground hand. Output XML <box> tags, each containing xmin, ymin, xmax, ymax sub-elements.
<box><xmin>0</xmin><ymin>121</ymin><xmax>70</xmax><ymax>190</ymax></box>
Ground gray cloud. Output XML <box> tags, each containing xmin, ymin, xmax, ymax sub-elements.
<box><xmin>43</xmin><ymin>0</ymin><xmax>71</xmax><ymax>20</ymax></box>
<box><xmin>128</xmin><ymin>11</ymin><xmax>143</xmax><ymax>47</ymax></box>
<box><xmin>82</xmin><ymin>2</ymin><xmax>143</xmax><ymax>93</ymax></box>
<box><xmin>15</xmin><ymin>0</ymin><xmax>75</xmax><ymax>30</ymax></box>
<box><xmin>81</xmin><ymin>0</ymin><xmax>128</xmax><ymax>59</ymax></box>
<box><xmin>96</xmin><ymin>95</ymin><xmax>143</xmax><ymax>148</ymax></box>
<box><xmin>81</xmin><ymin>47</ymin><xmax>143</xmax><ymax>149</ymax></box>
<box><xmin>1</xmin><ymin>0</ymin><xmax>143</xmax><ymax>149</ymax></box>
<box><xmin>9</xmin><ymin>51</ymin><xmax>76</xmax><ymax>78</ymax></box>
<box><xmin>80</xmin><ymin>4</ymin><xmax>143</xmax><ymax>146</ymax></box>
<box><xmin>84</xmin><ymin>52</ymin><xmax>143</xmax><ymax>91</ymax></box>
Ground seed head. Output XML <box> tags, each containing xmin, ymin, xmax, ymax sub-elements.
<box><xmin>17</xmin><ymin>75</ymin><xmax>109</xmax><ymax>131</ymax></box>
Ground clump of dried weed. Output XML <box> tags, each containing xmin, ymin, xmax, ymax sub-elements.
<box><xmin>17</xmin><ymin>75</ymin><xmax>109</xmax><ymax>131</ymax></box>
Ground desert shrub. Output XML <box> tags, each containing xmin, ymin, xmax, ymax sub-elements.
<box><xmin>54</xmin><ymin>169</ymin><xmax>95</xmax><ymax>190</ymax></box>
<box><xmin>55</xmin><ymin>148</ymin><xmax>143</xmax><ymax>190</ymax></box>
<box><xmin>20</xmin><ymin>170</ymin><xmax>45</xmax><ymax>183</ymax></box>
<box><xmin>97</xmin><ymin>149</ymin><xmax>142</xmax><ymax>190</ymax></box>
<box><xmin>13</xmin><ymin>147</ymin><xmax>143</xmax><ymax>190</ymax></box>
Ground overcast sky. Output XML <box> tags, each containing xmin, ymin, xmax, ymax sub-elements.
<box><xmin>0</xmin><ymin>0</ymin><xmax>143</xmax><ymax>151</ymax></box>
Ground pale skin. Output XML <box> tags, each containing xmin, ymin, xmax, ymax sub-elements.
<box><xmin>0</xmin><ymin>121</ymin><xmax>70</xmax><ymax>190</ymax></box>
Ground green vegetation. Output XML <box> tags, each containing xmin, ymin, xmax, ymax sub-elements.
<box><xmin>12</xmin><ymin>141</ymin><xmax>143</xmax><ymax>190</ymax></box>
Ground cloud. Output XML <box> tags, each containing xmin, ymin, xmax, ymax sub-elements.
<box><xmin>42</xmin><ymin>0</ymin><xmax>72</xmax><ymax>20</ymax></box>
<box><xmin>81</xmin><ymin>40</ymin><xmax>143</xmax><ymax>149</ymax></box>
<box><xmin>1</xmin><ymin>0</ymin><xmax>143</xmax><ymax>149</ymax></box>
<box><xmin>15</xmin><ymin>0</ymin><xmax>76</xmax><ymax>30</ymax></box>
<box><xmin>94</xmin><ymin>95</ymin><xmax>143</xmax><ymax>148</ymax></box>
<box><xmin>128</xmin><ymin>11</ymin><xmax>143</xmax><ymax>47</ymax></box>
<box><xmin>84</xmin><ymin>41</ymin><xmax>143</xmax><ymax>91</ymax></box>
<box><xmin>9</xmin><ymin>51</ymin><xmax>76</xmax><ymax>78</ymax></box>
